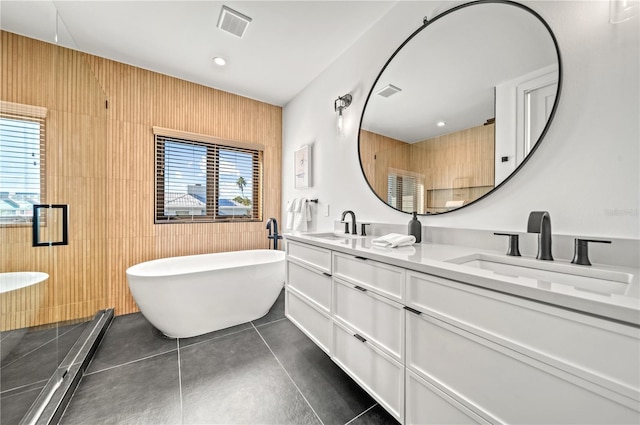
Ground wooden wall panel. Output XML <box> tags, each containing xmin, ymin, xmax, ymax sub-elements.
<box><xmin>360</xmin><ymin>124</ymin><xmax>494</xmax><ymax>214</ymax></box>
<box><xmin>93</xmin><ymin>54</ymin><xmax>283</xmax><ymax>316</ymax></box>
<box><xmin>1</xmin><ymin>32</ymin><xmax>108</xmax><ymax>331</ymax></box>
<box><xmin>359</xmin><ymin>130</ymin><xmax>410</xmax><ymax>199</ymax></box>
<box><xmin>410</xmin><ymin>123</ymin><xmax>495</xmax><ymax>190</ymax></box>
<box><xmin>1</xmin><ymin>30</ymin><xmax>282</xmax><ymax>329</ymax></box>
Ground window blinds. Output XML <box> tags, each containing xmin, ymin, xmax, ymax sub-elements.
<box><xmin>154</xmin><ymin>129</ymin><xmax>262</xmax><ymax>223</ymax></box>
<box><xmin>0</xmin><ymin>101</ymin><xmax>46</xmax><ymax>225</ymax></box>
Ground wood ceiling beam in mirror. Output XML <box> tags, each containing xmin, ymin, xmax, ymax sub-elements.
<box><xmin>358</xmin><ymin>0</ymin><xmax>562</xmax><ymax>215</ymax></box>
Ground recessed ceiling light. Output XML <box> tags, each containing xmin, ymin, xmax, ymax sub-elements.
<box><xmin>437</xmin><ymin>121</ymin><xmax>446</xmax><ymax>127</ymax></box>
<box><xmin>213</xmin><ymin>57</ymin><xmax>227</xmax><ymax>66</ymax></box>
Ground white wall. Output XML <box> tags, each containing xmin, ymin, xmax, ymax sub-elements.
<box><xmin>282</xmin><ymin>1</ymin><xmax>639</xmax><ymax>240</ymax></box>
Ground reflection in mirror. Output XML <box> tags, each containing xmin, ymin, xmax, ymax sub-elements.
<box><xmin>359</xmin><ymin>1</ymin><xmax>560</xmax><ymax>214</ymax></box>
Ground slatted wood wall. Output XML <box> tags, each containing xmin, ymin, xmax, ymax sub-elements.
<box><xmin>359</xmin><ymin>124</ymin><xmax>495</xmax><ymax>213</ymax></box>
<box><xmin>0</xmin><ymin>31</ymin><xmax>282</xmax><ymax>330</ymax></box>
<box><xmin>359</xmin><ymin>130</ymin><xmax>409</xmax><ymax>199</ymax></box>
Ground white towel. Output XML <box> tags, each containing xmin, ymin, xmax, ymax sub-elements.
<box><xmin>293</xmin><ymin>198</ymin><xmax>312</xmax><ymax>232</ymax></box>
<box><xmin>286</xmin><ymin>198</ymin><xmax>298</xmax><ymax>230</ymax></box>
<box><xmin>371</xmin><ymin>233</ymin><xmax>416</xmax><ymax>248</ymax></box>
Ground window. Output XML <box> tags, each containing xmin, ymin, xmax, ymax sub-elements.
<box><xmin>387</xmin><ymin>171</ymin><xmax>424</xmax><ymax>214</ymax></box>
<box><xmin>0</xmin><ymin>101</ymin><xmax>46</xmax><ymax>226</ymax></box>
<box><xmin>154</xmin><ymin>127</ymin><xmax>263</xmax><ymax>223</ymax></box>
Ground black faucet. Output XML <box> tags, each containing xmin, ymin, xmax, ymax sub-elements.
<box><xmin>266</xmin><ymin>217</ymin><xmax>282</xmax><ymax>250</ymax></box>
<box><xmin>340</xmin><ymin>210</ymin><xmax>357</xmax><ymax>235</ymax></box>
<box><xmin>527</xmin><ymin>211</ymin><xmax>553</xmax><ymax>261</ymax></box>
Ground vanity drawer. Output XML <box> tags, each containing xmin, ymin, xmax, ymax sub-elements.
<box><xmin>333</xmin><ymin>252</ymin><xmax>404</xmax><ymax>302</ymax></box>
<box><xmin>406</xmin><ymin>369</ymin><xmax>491</xmax><ymax>425</ymax></box>
<box><xmin>287</xmin><ymin>241</ymin><xmax>331</xmax><ymax>274</ymax></box>
<box><xmin>406</xmin><ymin>312</ymin><xmax>640</xmax><ymax>425</ymax></box>
<box><xmin>332</xmin><ymin>321</ymin><xmax>404</xmax><ymax>423</ymax></box>
<box><xmin>406</xmin><ymin>270</ymin><xmax>640</xmax><ymax>397</ymax></box>
<box><xmin>287</xmin><ymin>260</ymin><xmax>331</xmax><ymax>313</ymax></box>
<box><xmin>285</xmin><ymin>288</ymin><xmax>332</xmax><ymax>354</ymax></box>
<box><xmin>333</xmin><ymin>278</ymin><xmax>404</xmax><ymax>361</ymax></box>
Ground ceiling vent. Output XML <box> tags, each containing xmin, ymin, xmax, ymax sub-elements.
<box><xmin>376</xmin><ymin>84</ymin><xmax>402</xmax><ymax>98</ymax></box>
<box><xmin>217</xmin><ymin>5</ymin><xmax>252</xmax><ymax>38</ymax></box>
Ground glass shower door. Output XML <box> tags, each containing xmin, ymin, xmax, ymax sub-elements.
<box><xmin>0</xmin><ymin>4</ymin><xmax>108</xmax><ymax>423</ymax></box>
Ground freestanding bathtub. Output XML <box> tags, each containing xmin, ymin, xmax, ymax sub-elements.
<box><xmin>1</xmin><ymin>272</ymin><xmax>49</xmax><ymax>353</ymax></box>
<box><xmin>126</xmin><ymin>249</ymin><xmax>285</xmax><ymax>338</ymax></box>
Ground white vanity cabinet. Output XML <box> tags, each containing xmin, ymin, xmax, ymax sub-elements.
<box><xmin>284</xmin><ymin>237</ymin><xmax>640</xmax><ymax>425</ymax></box>
<box><xmin>333</xmin><ymin>320</ymin><xmax>405</xmax><ymax>421</ymax></box>
<box><xmin>285</xmin><ymin>241</ymin><xmax>333</xmax><ymax>354</ymax></box>
<box><xmin>333</xmin><ymin>252</ymin><xmax>405</xmax><ymax>302</ymax></box>
<box><xmin>332</xmin><ymin>278</ymin><xmax>404</xmax><ymax>361</ymax></box>
<box><xmin>331</xmin><ymin>253</ymin><xmax>406</xmax><ymax>422</ymax></box>
<box><xmin>405</xmin><ymin>270</ymin><xmax>640</xmax><ymax>425</ymax></box>
<box><xmin>405</xmin><ymin>369</ymin><xmax>490</xmax><ymax>425</ymax></box>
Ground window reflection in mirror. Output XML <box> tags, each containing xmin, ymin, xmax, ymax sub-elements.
<box><xmin>359</xmin><ymin>1</ymin><xmax>560</xmax><ymax>214</ymax></box>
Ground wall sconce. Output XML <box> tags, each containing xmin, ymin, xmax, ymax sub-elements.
<box><xmin>334</xmin><ymin>93</ymin><xmax>352</xmax><ymax>136</ymax></box>
<box><xmin>610</xmin><ymin>0</ymin><xmax>638</xmax><ymax>23</ymax></box>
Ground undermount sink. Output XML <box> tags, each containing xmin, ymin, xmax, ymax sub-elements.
<box><xmin>447</xmin><ymin>253</ymin><xmax>633</xmax><ymax>296</ymax></box>
<box><xmin>304</xmin><ymin>232</ymin><xmax>364</xmax><ymax>241</ymax></box>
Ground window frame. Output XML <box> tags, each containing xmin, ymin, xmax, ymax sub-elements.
<box><xmin>0</xmin><ymin>101</ymin><xmax>47</xmax><ymax>227</ymax></box>
<box><xmin>153</xmin><ymin>127</ymin><xmax>263</xmax><ymax>224</ymax></box>
<box><xmin>387</xmin><ymin>168</ymin><xmax>424</xmax><ymax>214</ymax></box>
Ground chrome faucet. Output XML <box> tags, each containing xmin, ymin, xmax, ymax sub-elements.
<box><xmin>340</xmin><ymin>210</ymin><xmax>357</xmax><ymax>235</ymax></box>
<box><xmin>527</xmin><ymin>211</ymin><xmax>553</xmax><ymax>261</ymax></box>
<box><xmin>266</xmin><ymin>217</ymin><xmax>282</xmax><ymax>250</ymax></box>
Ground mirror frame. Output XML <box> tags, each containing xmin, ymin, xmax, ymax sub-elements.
<box><xmin>358</xmin><ymin>0</ymin><xmax>563</xmax><ymax>215</ymax></box>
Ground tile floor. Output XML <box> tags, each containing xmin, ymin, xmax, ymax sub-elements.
<box><xmin>59</xmin><ymin>290</ymin><xmax>400</xmax><ymax>425</ymax></box>
<box><xmin>1</xmin><ymin>320</ymin><xmax>89</xmax><ymax>425</ymax></box>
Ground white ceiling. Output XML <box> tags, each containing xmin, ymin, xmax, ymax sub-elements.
<box><xmin>0</xmin><ymin>0</ymin><xmax>397</xmax><ymax>106</ymax></box>
<box><xmin>361</xmin><ymin>2</ymin><xmax>559</xmax><ymax>143</ymax></box>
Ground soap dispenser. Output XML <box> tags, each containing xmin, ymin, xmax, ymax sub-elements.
<box><xmin>408</xmin><ymin>212</ymin><xmax>422</xmax><ymax>243</ymax></box>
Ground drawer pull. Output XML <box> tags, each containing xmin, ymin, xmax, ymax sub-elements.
<box><xmin>404</xmin><ymin>306</ymin><xmax>422</xmax><ymax>315</ymax></box>
<box><xmin>354</xmin><ymin>256</ymin><xmax>368</xmax><ymax>261</ymax></box>
<box><xmin>354</xmin><ymin>285</ymin><xmax>367</xmax><ymax>292</ymax></box>
<box><xmin>353</xmin><ymin>333</ymin><xmax>367</xmax><ymax>343</ymax></box>
<box><xmin>322</xmin><ymin>272</ymin><xmax>332</xmax><ymax>277</ymax></box>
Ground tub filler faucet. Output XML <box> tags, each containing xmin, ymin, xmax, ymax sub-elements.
<box><xmin>266</xmin><ymin>217</ymin><xmax>282</xmax><ymax>250</ymax></box>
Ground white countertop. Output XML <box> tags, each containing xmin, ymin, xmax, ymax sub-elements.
<box><xmin>284</xmin><ymin>232</ymin><xmax>640</xmax><ymax>327</ymax></box>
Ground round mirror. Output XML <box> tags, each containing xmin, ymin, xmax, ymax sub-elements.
<box><xmin>358</xmin><ymin>1</ymin><xmax>561</xmax><ymax>214</ymax></box>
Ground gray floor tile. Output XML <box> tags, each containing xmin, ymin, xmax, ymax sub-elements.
<box><xmin>348</xmin><ymin>404</ymin><xmax>400</xmax><ymax>425</ymax></box>
<box><xmin>1</xmin><ymin>339</ymin><xmax>59</xmax><ymax>392</ymax></box>
<box><xmin>180</xmin><ymin>327</ymin><xmax>320</xmax><ymax>425</ymax></box>
<box><xmin>1</xmin><ymin>322</ymin><xmax>86</xmax><ymax>366</ymax></box>
<box><xmin>252</xmin><ymin>288</ymin><xmax>285</xmax><ymax>327</ymax></box>
<box><xmin>1</xmin><ymin>327</ymin><xmax>56</xmax><ymax>365</ymax></box>
<box><xmin>0</xmin><ymin>321</ymin><xmax>89</xmax><ymax>423</ymax></box>
<box><xmin>87</xmin><ymin>313</ymin><xmax>176</xmax><ymax>373</ymax></box>
<box><xmin>179</xmin><ymin>322</ymin><xmax>253</xmax><ymax>348</ymax></box>
<box><xmin>59</xmin><ymin>351</ymin><xmax>181</xmax><ymax>425</ymax></box>
<box><xmin>257</xmin><ymin>319</ymin><xmax>376</xmax><ymax>425</ymax></box>
<box><xmin>0</xmin><ymin>383</ymin><xmax>45</xmax><ymax>425</ymax></box>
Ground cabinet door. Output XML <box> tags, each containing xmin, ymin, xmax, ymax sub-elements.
<box><xmin>407</xmin><ymin>311</ymin><xmax>640</xmax><ymax>425</ymax></box>
<box><xmin>332</xmin><ymin>321</ymin><xmax>404</xmax><ymax>423</ymax></box>
<box><xmin>287</xmin><ymin>260</ymin><xmax>331</xmax><ymax>313</ymax></box>
<box><xmin>406</xmin><ymin>369</ymin><xmax>491</xmax><ymax>425</ymax></box>
<box><xmin>332</xmin><ymin>252</ymin><xmax>404</xmax><ymax>301</ymax></box>
<box><xmin>287</xmin><ymin>241</ymin><xmax>331</xmax><ymax>273</ymax></box>
<box><xmin>333</xmin><ymin>278</ymin><xmax>404</xmax><ymax>361</ymax></box>
<box><xmin>406</xmin><ymin>270</ymin><xmax>640</xmax><ymax>397</ymax></box>
<box><xmin>286</xmin><ymin>289</ymin><xmax>332</xmax><ymax>354</ymax></box>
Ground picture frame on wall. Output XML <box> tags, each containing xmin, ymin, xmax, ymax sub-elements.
<box><xmin>294</xmin><ymin>144</ymin><xmax>312</xmax><ymax>189</ymax></box>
